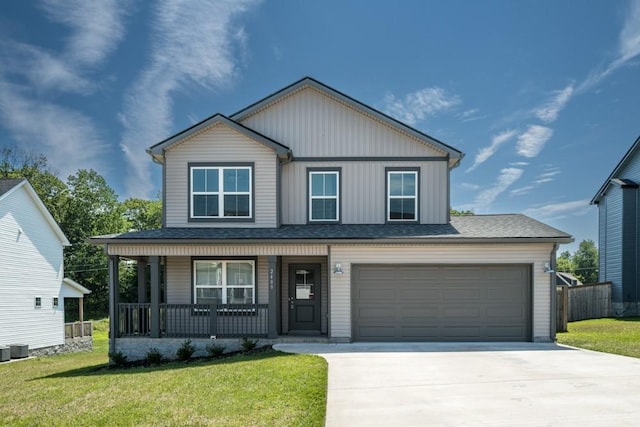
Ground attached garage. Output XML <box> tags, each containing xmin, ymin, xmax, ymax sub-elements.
<box><xmin>352</xmin><ymin>264</ymin><xmax>531</xmax><ymax>342</ymax></box>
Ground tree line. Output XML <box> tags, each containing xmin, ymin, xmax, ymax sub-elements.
<box><xmin>1</xmin><ymin>146</ymin><xmax>161</xmax><ymax>319</ymax></box>
<box><xmin>556</xmin><ymin>239</ymin><xmax>599</xmax><ymax>284</ymax></box>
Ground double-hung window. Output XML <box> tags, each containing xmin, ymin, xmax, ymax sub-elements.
<box><xmin>387</xmin><ymin>169</ymin><xmax>418</xmax><ymax>222</ymax></box>
<box><xmin>190</xmin><ymin>165</ymin><xmax>252</xmax><ymax>220</ymax></box>
<box><xmin>194</xmin><ymin>260</ymin><xmax>255</xmax><ymax>305</ymax></box>
<box><xmin>309</xmin><ymin>170</ymin><xmax>340</xmax><ymax>222</ymax></box>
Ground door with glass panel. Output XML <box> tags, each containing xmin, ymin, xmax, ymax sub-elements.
<box><xmin>288</xmin><ymin>264</ymin><xmax>321</xmax><ymax>332</ymax></box>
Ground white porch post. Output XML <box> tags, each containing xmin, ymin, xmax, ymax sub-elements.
<box><xmin>108</xmin><ymin>255</ymin><xmax>119</xmax><ymax>355</ymax></box>
<box><xmin>268</xmin><ymin>256</ymin><xmax>279</xmax><ymax>338</ymax></box>
<box><xmin>149</xmin><ymin>256</ymin><xmax>161</xmax><ymax>338</ymax></box>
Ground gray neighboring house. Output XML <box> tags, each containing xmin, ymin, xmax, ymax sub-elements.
<box><xmin>592</xmin><ymin>135</ymin><xmax>640</xmax><ymax>316</ymax></box>
<box><xmin>91</xmin><ymin>77</ymin><xmax>572</xmax><ymax>361</ymax></box>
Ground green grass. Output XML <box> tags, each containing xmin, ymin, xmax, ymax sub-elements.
<box><xmin>556</xmin><ymin>317</ymin><xmax>640</xmax><ymax>358</ymax></box>
<box><xmin>0</xmin><ymin>319</ymin><xmax>327</xmax><ymax>426</ymax></box>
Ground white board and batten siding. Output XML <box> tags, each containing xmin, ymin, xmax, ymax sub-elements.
<box><xmin>281</xmin><ymin>160</ymin><xmax>449</xmax><ymax>224</ymax></box>
<box><xmin>239</xmin><ymin>86</ymin><xmax>448</xmax><ymax>158</ymax></box>
<box><xmin>328</xmin><ymin>243</ymin><xmax>556</xmax><ymax>342</ymax></box>
<box><xmin>164</xmin><ymin>123</ymin><xmax>278</xmax><ymax>228</ymax></box>
<box><xmin>0</xmin><ymin>185</ymin><xmax>67</xmax><ymax>349</ymax></box>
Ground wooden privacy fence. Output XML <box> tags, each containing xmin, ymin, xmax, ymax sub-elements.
<box><xmin>556</xmin><ymin>282</ymin><xmax>611</xmax><ymax>332</ymax></box>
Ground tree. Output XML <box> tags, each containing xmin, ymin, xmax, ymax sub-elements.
<box><xmin>122</xmin><ymin>197</ymin><xmax>162</xmax><ymax>231</ymax></box>
<box><xmin>62</xmin><ymin>169</ymin><xmax>128</xmax><ymax>318</ymax></box>
<box><xmin>572</xmin><ymin>239</ymin><xmax>599</xmax><ymax>284</ymax></box>
<box><xmin>556</xmin><ymin>240</ymin><xmax>599</xmax><ymax>284</ymax></box>
<box><xmin>450</xmin><ymin>209</ymin><xmax>474</xmax><ymax>215</ymax></box>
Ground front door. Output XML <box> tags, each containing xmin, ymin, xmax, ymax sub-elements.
<box><xmin>288</xmin><ymin>264</ymin><xmax>321</xmax><ymax>333</ymax></box>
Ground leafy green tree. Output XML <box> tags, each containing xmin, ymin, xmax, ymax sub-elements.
<box><xmin>450</xmin><ymin>209</ymin><xmax>474</xmax><ymax>215</ymax></box>
<box><xmin>572</xmin><ymin>239</ymin><xmax>599</xmax><ymax>284</ymax></box>
<box><xmin>123</xmin><ymin>197</ymin><xmax>162</xmax><ymax>231</ymax></box>
<box><xmin>62</xmin><ymin>169</ymin><xmax>128</xmax><ymax>318</ymax></box>
<box><xmin>556</xmin><ymin>251</ymin><xmax>573</xmax><ymax>273</ymax></box>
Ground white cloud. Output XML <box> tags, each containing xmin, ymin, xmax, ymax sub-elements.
<box><xmin>524</xmin><ymin>199</ymin><xmax>592</xmax><ymax>221</ymax></box>
<box><xmin>510</xmin><ymin>185</ymin><xmax>535</xmax><ymax>196</ymax></box>
<box><xmin>516</xmin><ymin>125</ymin><xmax>553</xmax><ymax>158</ymax></box>
<box><xmin>534</xmin><ymin>84</ymin><xmax>574</xmax><ymax>123</ymax></box>
<box><xmin>466</xmin><ymin>129</ymin><xmax>516</xmax><ymax>172</ymax></box>
<box><xmin>120</xmin><ymin>0</ymin><xmax>262</xmax><ymax>198</ymax></box>
<box><xmin>474</xmin><ymin>168</ymin><xmax>524</xmax><ymax>209</ymax></box>
<box><xmin>579</xmin><ymin>0</ymin><xmax>640</xmax><ymax>91</ymax></box>
<box><xmin>39</xmin><ymin>0</ymin><xmax>129</xmax><ymax>67</ymax></box>
<box><xmin>0</xmin><ymin>81</ymin><xmax>108</xmax><ymax>179</ymax></box>
<box><xmin>510</xmin><ymin>161</ymin><xmax>529</xmax><ymax>166</ymax></box>
<box><xmin>460</xmin><ymin>182</ymin><xmax>481</xmax><ymax>191</ymax></box>
<box><xmin>383</xmin><ymin>87</ymin><xmax>461</xmax><ymax>125</ymax></box>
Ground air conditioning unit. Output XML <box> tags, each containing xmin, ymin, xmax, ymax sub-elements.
<box><xmin>9</xmin><ymin>344</ymin><xmax>28</xmax><ymax>359</ymax></box>
<box><xmin>0</xmin><ymin>347</ymin><xmax>9</xmax><ymax>362</ymax></box>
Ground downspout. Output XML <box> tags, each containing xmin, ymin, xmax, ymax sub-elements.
<box><xmin>549</xmin><ymin>243</ymin><xmax>559</xmax><ymax>342</ymax></box>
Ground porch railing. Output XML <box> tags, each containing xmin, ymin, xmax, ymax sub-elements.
<box><xmin>117</xmin><ymin>303</ymin><xmax>269</xmax><ymax>338</ymax></box>
<box><xmin>65</xmin><ymin>321</ymin><xmax>93</xmax><ymax>339</ymax></box>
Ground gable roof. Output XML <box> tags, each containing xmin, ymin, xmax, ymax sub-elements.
<box><xmin>62</xmin><ymin>278</ymin><xmax>91</xmax><ymax>297</ymax></box>
<box><xmin>147</xmin><ymin>113</ymin><xmax>292</xmax><ymax>163</ymax></box>
<box><xmin>0</xmin><ymin>178</ymin><xmax>70</xmax><ymax>246</ymax></box>
<box><xmin>230</xmin><ymin>77</ymin><xmax>464</xmax><ymax>167</ymax></box>
<box><xmin>90</xmin><ymin>214</ymin><xmax>572</xmax><ymax>245</ymax></box>
<box><xmin>591</xmin><ymin>135</ymin><xmax>640</xmax><ymax>204</ymax></box>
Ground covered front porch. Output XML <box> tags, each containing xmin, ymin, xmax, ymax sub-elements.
<box><xmin>105</xmin><ymin>243</ymin><xmax>333</xmax><ymax>358</ymax></box>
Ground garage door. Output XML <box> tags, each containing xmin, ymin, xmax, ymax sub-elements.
<box><xmin>352</xmin><ymin>264</ymin><xmax>531</xmax><ymax>342</ymax></box>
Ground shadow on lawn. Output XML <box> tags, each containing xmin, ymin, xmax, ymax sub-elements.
<box><xmin>31</xmin><ymin>348</ymin><xmax>295</xmax><ymax>380</ymax></box>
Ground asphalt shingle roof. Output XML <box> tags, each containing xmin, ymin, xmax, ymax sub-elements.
<box><xmin>0</xmin><ymin>178</ymin><xmax>25</xmax><ymax>197</ymax></box>
<box><xmin>91</xmin><ymin>214</ymin><xmax>571</xmax><ymax>243</ymax></box>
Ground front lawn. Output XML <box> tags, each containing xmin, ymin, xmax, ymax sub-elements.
<box><xmin>556</xmin><ymin>317</ymin><xmax>640</xmax><ymax>358</ymax></box>
<box><xmin>0</xmin><ymin>320</ymin><xmax>327</xmax><ymax>426</ymax></box>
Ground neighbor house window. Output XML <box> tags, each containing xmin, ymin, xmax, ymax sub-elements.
<box><xmin>309</xmin><ymin>170</ymin><xmax>340</xmax><ymax>222</ymax></box>
<box><xmin>52</xmin><ymin>297</ymin><xmax>59</xmax><ymax>308</ymax></box>
<box><xmin>387</xmin><ymin>169</ymin><xmax>418</xmax><ymax>221</ymax></box>
<box><xmin>190</xmin><ymin>165</ymin><xmax>252</xmax><ymax>219</ymax></box>
<box><xmin>34</xmin><ymin>297</ymin><xmax>42</xmax><ymax>308</ymax></box>
<box><xmin>193</xmin><ymin>260</ymin><xmax>255</xmax><ymax>305</ymax></box>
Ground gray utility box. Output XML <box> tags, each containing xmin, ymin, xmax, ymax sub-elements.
<box><xmin>0</xmin><ymin>347</ymin><xmax>9</xmax><ymax>362</ymax></box>
<box><xmin>9</xmin><ymin>344</ymin><xmax>28</xmax><ymax>359</ymax></box>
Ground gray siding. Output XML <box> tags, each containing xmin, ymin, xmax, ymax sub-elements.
<box><xmin>282</xmin><ymin>161</ymin><xmax>449</xmax><ymax>224</ymax></box>
<box><xmin>239</xmin><ymin>86</ymin><xmax>447</xmax><ymax>158</ymax></box>
<box><xmin>598</xmin><ymin>201</ymin><xmax>607</xmax><ymax>282</ymax></box>
<box><xmin>622</xmin><ymin>187</ymin><xmax>638</xmax><ymax>303</ymax></box>
<box><xmin>164</xmin><ymin>123</ymin><xmax>278</xmax><ymax>228</ymax></box>
<box><xmin>604</xmin><ymin>186</ymin><xmax>623</xmax><ymax>302</ymax></box>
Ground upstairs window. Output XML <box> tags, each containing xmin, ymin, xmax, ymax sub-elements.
<box><xmin>194</xmin><ymin>260</ymin><xmax>255</xmax><ymax>305</ymax></box>
<box><xmin>309</xmin><ymin>170</ymin><xmax>340</xmax><ymax>222</ymax></box>
<box><xmin>190</xmin><ymin>165</ymin><xmax>252</xmax><ymax>220</ymax></box>
<box><xmin>387</xmin><ymin>169</ymin><xmax>418</xmax><ymax>222</ymax></box>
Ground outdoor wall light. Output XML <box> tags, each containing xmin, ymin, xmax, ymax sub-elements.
<box><xmin>333</xmin><ymin>263</ymin><xmax>343</xmax><ymax>275</ymax></box>
<box><xmin>544</xmin><ymin>262</ymin><xmax>555</xmax><ymax>273</ymax></box>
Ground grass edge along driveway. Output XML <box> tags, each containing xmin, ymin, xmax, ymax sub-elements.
<box><xmin>556</xmin><ymin>317</ymin><xmax>640</xmax><ymax>359</ymax></box>
<box><xmin>0</xmin><ymin>321</ymin><xmax>327</xmax><ymax>427</ymax></box>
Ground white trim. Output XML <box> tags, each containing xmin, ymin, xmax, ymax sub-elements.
<box><xmin>193</xmin><ymin>260</ymin><xmax>256</xmax><ymax>304</ymax></box>
<box><xmin>387</xmin><ymin>171</ymin><xmax>418</xmax><ymax>222</ymax></box>
<box><xmin>190</xmin><ymin>166</ymin><xmax>253</xmax><ymax>219</ymax></box>
<box><xmin>309</xmin><ymin>171</ymin><xmax>340</xmax><ymax>222</ymax></box>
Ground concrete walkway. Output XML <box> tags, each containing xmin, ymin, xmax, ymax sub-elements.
<box><xmin>274</xmin><ymin>342</ymin><xmax>640</xmax><ymax>427</ymax></box>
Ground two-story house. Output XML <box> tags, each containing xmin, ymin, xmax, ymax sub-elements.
<box><xmin>92</xmin><ymin>77</ymin><xmax>572</xmax><ymax>360</ymax></box>
<box><xmin>591</xmin><ymin>135</ymin><xmax>640</xmax><ymax>317</ymax></box>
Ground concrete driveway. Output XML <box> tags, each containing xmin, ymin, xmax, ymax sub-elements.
<box><xmin>274</xmin><ymin>342</ymin><xmax>640</xmax><ymax>426</ymax></box>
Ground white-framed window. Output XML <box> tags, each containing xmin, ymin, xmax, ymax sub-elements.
<box><xmin>34</xmin><ymin>296</ymin><xmax>42</xmax><ymax>308</ymax></box>
<box><xmin>387</xmin><ymin>170</ymin><xmax>418</xmax><ymax>221</ymax></box>
<box><xmin>52</xmin><ymin>297</ymin><xmax>59</xmax><ymax>308</ymax></box>
<box><xmin>193</xmin><ymin>260</ymin><xmax>255</xmax><ymax>305</ymax></box>
<box><xmin>190</xmin><ymin>166</ymin><xmax>252</xmax><ymax>219</ymax></box>
<box><xmin>309</xmin><ymin>170</ymin><xmax>340</xmax><ymax>222</ymax></box>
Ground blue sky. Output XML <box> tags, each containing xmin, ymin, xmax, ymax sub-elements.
<box><xmin>1</xmin><ymin>0</ymin><xmax>639</xmax><ymax>251</ymax></box>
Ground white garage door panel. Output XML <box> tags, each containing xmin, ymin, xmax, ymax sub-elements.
<box><xmin>352</xmin><ymin>264</ymin><xmax>531</xmax><ymax>342</ymax></box>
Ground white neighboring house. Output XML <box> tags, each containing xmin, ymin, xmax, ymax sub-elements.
<box><xmin>0</xmin><ymin>178</ymin><xmax>90</xmax><ymax>354</ymax></box>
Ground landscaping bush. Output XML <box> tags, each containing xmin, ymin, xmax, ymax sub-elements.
<box><xmin>108</xmin><ymin>351</ymin><xmax>128</xmax><ymax>368</ymax></box>
<box><xmin>145</xmin><ymin>347</ymin><xmax>163</xmax><ymax>365</ymax></box>
<box><xmin>176</xmin><ymin>339</ymin><xmax>196</xmax><ymax>361</ymax></box>
<box><xmin>241</xmin><ymin>337</ymin><xmax>258</xmax><ymax>352</ymax></box>
<box><xmin>206</xmin><ymin>343</ymin><xmax>226</xmax><ymax>358</ymax></box>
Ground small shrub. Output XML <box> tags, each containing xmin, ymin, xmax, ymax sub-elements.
<box><xmin>206</xmin><ymin>343</ymin><xmax>226</xmax><ymax>358</ymax></box>
<box><xmin>109</xmin><ymin>351</ymin><xmax>128</xmax><ymax>367</ymax></box>
<box><xmin>145</xmin><ymin>347</ymin><xmax>163</xmax><ymax>365</ymax></box>
<box><xmin>241</xmin><ymin>337</ymin><xmax>258</xmax><ymax>352</ymax></box>
<box><xmin>176</xmin><ymin>339</ymin><xmax>196</xmax><ymax>361</ymax></box>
